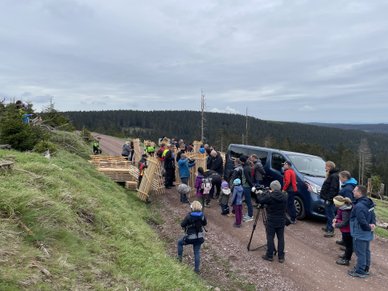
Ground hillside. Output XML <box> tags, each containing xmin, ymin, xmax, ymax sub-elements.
<box><xmin>64</xmin><ymin>110</ymin><xmax>388</xmax><ymax>195</ymax></box>
<box><xmin>0</xmin><ymin>136</ymin><xmax>205</xmax><ymax>290</ymax></box>
<box><xmin>310</xmin><ymin>123</ymin><xmax>388</xmax><ymax>135</ymax></box>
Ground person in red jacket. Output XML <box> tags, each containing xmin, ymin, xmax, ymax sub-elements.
<box><xmin>282</xmin><ymin>161</ymin><xmax>297</xmax><ymax>224</ymax></box>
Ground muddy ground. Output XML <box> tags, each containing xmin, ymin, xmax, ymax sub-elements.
<box><xmin>97</xmin><ymin>134</ymin><xmax>388</xmax><ymax>291</ymax></box>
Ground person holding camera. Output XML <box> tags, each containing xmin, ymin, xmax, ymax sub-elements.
<box><xmin>177</xmin><ymin>201</ymin><xmax>207</xmax><ymax>274</ymax></box>
<box><xmin>257</xmin><ymin>180</ymin><xmax>288</xmax><ymax>263</ymax></box>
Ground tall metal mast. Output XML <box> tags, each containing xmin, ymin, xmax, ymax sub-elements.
<box><xmin>201</xmin><ymin>90</ymin><xmax>205</xmax><ymax>142</ymax></box>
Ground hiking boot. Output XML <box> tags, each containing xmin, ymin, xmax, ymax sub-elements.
<box><xmin>336</xmin><ymin>240</ymin><xmax>345</xmax><ymax>246</ymax></box>
<box><xmin>324</xmin><ymin>231</ymin><xmax>335</xmax><ymax>237</ymax></box>
<box><xmin>262</xmin><ymin>255</ymin><xmax>273</xmax><ymax>262</ymax></box>
<box><xmin>278</xmin><ymin>258</ymin><xmax>285</xmax><ymax>263</ymax></box>
<box><xmin>336</xmin><ymin>258</ymin><xmax>350</xmax><ymax>266</ymax></box>
<box><xmin>348</xmin><ymin>270</ymin><xmax>366</xmax><ymax>278</ymax></box>
<box><xmin>364</xmin><ymin>266</ymin><xmax>370</xmax><ymax>275</ymax></box>
<box><xmin>338</xmin><ymin>253</ymin><xmax>346</xmax><ymax>259</ymax></box>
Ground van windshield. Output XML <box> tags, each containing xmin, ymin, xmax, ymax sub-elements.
<box><xmin>287</xmin><ymin>154</ymin><xmax>326</xmax><ymax>178</ymax></box>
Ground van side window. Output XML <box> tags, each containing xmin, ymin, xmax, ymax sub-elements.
<box><xmin>255</xmin><ymin>150</ymin><xmax>268</xmax><ymax>166</ymax></box>
<box><xmin>271</xmin><ymin>153</ymin><xmax>286</xmax><ymax>172</ymax></box>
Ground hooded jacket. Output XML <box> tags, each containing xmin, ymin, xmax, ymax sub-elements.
<box><xmin>181</xmin><ymin>211</ymin><xmax>207</xmax><ymax>241</ymax></box>
<box><xmin>231</xmin><ymin>184</ymin><xmax>243</xmax><ymax>206</ymax></box>
<box><xmin>339</xmin><ymin>178</ymin><xmax>357</xmax><ymax>202</ymax></box>
<box><xmin>320</xmin><ymin>168</ymin><xmax>340</xmax><ymax>202</ymax></box>
<box><xmin>350</xmin><ymin>196</ymin><xmax>376</xmax><ymax>241</ymax></box>
<box><xmin>178</xmin><ymin>158</ymin><xmax>195</xmax><ymax>179</ymax></box>
<box><xmin>257</xmin><ymin>190</ymin><xmax>287</xmax><ymax>227</ymax></box>
<box><xmin>335</xmin><ymin>204</ymin><xmax>353</xmax><ymax>233</ymax></box>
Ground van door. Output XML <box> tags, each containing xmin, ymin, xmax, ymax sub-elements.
<box><xmin>267</xmin><ymin>152</ymin><xmax>287</xmax><ymax>186</ymax></box>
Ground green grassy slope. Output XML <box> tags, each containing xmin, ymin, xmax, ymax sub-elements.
<box><xmin>0</xmin><ymin>148</ymin><xmax>205</xmax><ymax>290</ymax></box>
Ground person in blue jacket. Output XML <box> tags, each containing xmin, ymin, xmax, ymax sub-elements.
<box><xmin>348</xmin><ymin>185</ymin><xmax>376</xmax><ymax>278</ymax></box>
<box><xmin>178</xmin><ymin>154</ymin><xmax>195</xmax><ymax>185</ymax></box>
<box><xmin>339</xmin><ymin>171</ymin><xmax>358</xmax><ymax>202</ymax></box>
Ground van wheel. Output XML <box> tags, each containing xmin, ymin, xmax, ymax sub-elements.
<box><xmin>294</xmin><ymin>196</ymin><xmax>306</xmax><ymax>219</ymax></box>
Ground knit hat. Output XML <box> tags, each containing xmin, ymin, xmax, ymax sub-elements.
<box><xmin>233</xmin><ymin>178</ymin><xmax>241</xmax><ymax>186</ymax></box>
<box><xmin>177</xmin><ymin>184</ymin><xmax>191</xmax><ymax>195</ymax></box>
<box><xmin>239</xmin><ymin>155</ymin><xmax>248</xmax><ymax>163</ymax></box>
<box><xmin>199</xmin><ymin>147</ymin><xmax>206</xmax><ymax>154</ymax></box>
<box><xmin>221</xmin><ymin>181</ymin><xmax>229</xmax><ymax>189</ymax></box>
<box><xmin>270</xmin><ymin>180</ymin><xmax>281</xmax><ymax>191</ymax></box>
<box><xmin>333</xmin><ymin>195</ymin><xmax>346</xmax><ymax>207</ymax></box>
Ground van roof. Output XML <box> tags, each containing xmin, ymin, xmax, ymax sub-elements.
<box><xmin>228</xmin><ymin>144</ymin><xmax>322</xmax><ymax>159</ymax></box>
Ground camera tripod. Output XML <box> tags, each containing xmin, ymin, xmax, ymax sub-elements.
<box><xmin>247</xmin><ymin>205</ymin><xmax>277</xmax><ymax>254</ymax></box>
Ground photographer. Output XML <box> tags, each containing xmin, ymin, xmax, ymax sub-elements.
<box><xmin>177</xmin><ymin>201</ymin><xmax>207</xmax><ymax>274</ymax></box>
<box><xmin>257</xmin><ymin>180</ymin><xmax>287</xmax><ymax>263</ymax></box>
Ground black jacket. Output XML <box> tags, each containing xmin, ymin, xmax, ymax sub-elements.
<box><xmin>320</xmin><ymin>169</ymin><xmax>340</xmax><ymax>202</ymax></box>
<box><xmin>257</xmin><ymin>190</ymin><xmax>287</xmax><ymax>227</ymax></box>
<box><xmin>208</xmin><ymin>153</ymin><xmax>224</xmax><ymax>176</ymax></box>
<box><xmin>252</xmin><ymin>160</ymin><xmax>266</xmax><ymax>184</ymax></box>
<box><xmin>181</xmin><ymin>211</ymin><xmax>207</xmax><ymax>241</ymax></box>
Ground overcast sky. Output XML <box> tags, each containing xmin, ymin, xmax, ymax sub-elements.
<box><xmin>1</xmin><ymin>0</ymin><xmax>388</xmax><ymax>123</ymax></box>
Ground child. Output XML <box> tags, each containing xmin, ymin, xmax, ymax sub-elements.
<box><xmin>230</xmin><ymin>178</ymin><xmax>243</xmax><ymax>227</ymax></box>
<box><xmin>219</xmin><ymin>181</ymin><xmax>231</xmax><ymax>215</ymax></box>
<box><xmin>195</xmin><ymin>167</ymin><xmax>205</xmax><ymax>205</ymax></box>
<box><xmin>177</xmin><ymin>183</ymin><xmax>191</xmax><ymax>204</ymax></box>
<box><xmin>333</xmin><ymin>195</ymin><xmax>353</xmax><ymax>266</ymax></box>
<box><xmin>137</xmin><ymin>154</ymin><xmax>148</xmax><ymax>189</ymax></box>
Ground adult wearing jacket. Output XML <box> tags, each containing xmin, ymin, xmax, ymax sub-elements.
<box><xmin>282</xmin><ymin>161</ymin><xmax>297</xmax><ymax>224</ymax></box>
<box><xmin>178</xmin><ymin>154</ymin><xmax>195</xmax><ymax>185</ymax></box>
<box><xmin>121</xmin><ymin>141</ymin><xmax>131</xmax><ymax>160</ymax></box>
<box><xmin>250</xmin><ymin>154</ymin><xmax>266</xmax><ymax>185</ymax></box>
<box><xmin>177</xmin><ymin>201</ymin><xmax>207</xmax><ymax>273</ymax></box>
<box><xmin>164</xmin><ymin>145</ymin><xmax>175</xmax><ymax>189</ymax></box>
<box><xmin>348</xmin><ymin>185</ymin><xmax>376</xmax><ymax>278</ymax></box>
<box><xmin>339</xmin><ymin>171</ymin><xmax>357</xmax><ymax>202</ymax></box>
<box><xmin>240</xmin><ymin>155</ymin><xmax>254</xmax><ymax>222</ymax></box>
<box><xmin>208</xmin><ymin>150</ymin><xmax>224</xmax><ymax>176</ymax></box>
<box><xmin>320</xmin><ymin>161</ymin><xmax>340</xmax><ymax>237</ymax></box>
<box><xmin>203</xmin><ymin>170</ymin><xmax>222</xmax><ymax>199</ymax></box>
<box><xmin>258</xmin><ymin>180</ymin><xmax>287</xmax><ymax>263</ymax></box>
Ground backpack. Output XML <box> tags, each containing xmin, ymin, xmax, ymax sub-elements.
<box><xmin>202</xmin><ymin>177</ymin><xmax>212</xmax><ymax>195</ymax></box>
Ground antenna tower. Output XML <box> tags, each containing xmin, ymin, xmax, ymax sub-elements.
<box><xmin>201</xmin><ymin>90</ymin><xmax>205</xmax><ymax>142</ymax></box>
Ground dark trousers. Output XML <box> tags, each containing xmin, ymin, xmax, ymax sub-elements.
<box><xmin>177</xmin><ymin>238</ymin><xmax>203</xmax><ymax>272</ymax></box>
<box><xmin>266</xmin><ymin>224</ymin><xmax>285</xmax><ymax>259</ymax></box>
<box><xmin>220</xmin><ymin>204</ymin><xmax>229</xmax><ymax>215</ymax></box>
<box><xmin>210</xmin><ymin>180</ymin><xmax>221</xmax><ymax>199</ymax></box>
<box><xmin>353</xmin><ymin>238</ymin><xmax>371</xmax><ymax>275</ymax></box>
<box><xmin>287</xmin><ymin>191</ymin><xmax>297</xmax><ymax>221</ymax></box>
<box><xmin>324</xmin><ymin>201</ymin><xmax>336</xmax><ymax>232</ymax></box>
<box><xmin>342</xmin><ymin>232</ymin><xmax>353</xmax><ymax>260</ymax></box>
<box><xmin>243</xmin><ymin>187</ymin><xmax>253</xmax><ymax>217</ymax></box>
<box><xmin>164</xmin><ymin>168</ymin><xmax>174</xmax><ymax>187</ymax></box>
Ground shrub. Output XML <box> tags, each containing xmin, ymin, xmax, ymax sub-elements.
<box><xmin>33</xmin><ymin>140</ymin><xmax>58</xmax><ymax>154</ymax></box>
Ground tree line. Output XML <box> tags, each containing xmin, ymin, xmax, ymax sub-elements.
<box><xmin>64</xmin><ymin>110</ymin><xmax>388</xmax><ymax>196</ymax></box>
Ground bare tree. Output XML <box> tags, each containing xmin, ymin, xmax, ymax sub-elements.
<box><xmin>358</xmin><ymin>138</ymin><xmax>372</xmax><ymax>185</ymax></box>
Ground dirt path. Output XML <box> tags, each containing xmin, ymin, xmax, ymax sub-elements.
<box><xmin>98</xmin><ymin>134</ymin><xmax>388</xmax><ymax>290</ymax></box>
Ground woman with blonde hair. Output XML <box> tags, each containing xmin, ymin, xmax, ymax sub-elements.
<box><xmin>177</xmin><ymin>201</ymin><xmax>207</xmax><ymax>273</ymax></box>
<box><xmin>333</xmin><ymin>195</ymin><xmax>353</xmax><ymax>266</ymax></box>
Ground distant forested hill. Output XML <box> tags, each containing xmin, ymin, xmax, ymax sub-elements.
<box><xmin>310</xmin><ymin>123</ymin><xmax>388</xmax><ymax>135</ymax></box>
<box><xmin>65</xmin><ymin>110</ymin><xmax>388</xmax><ymax>195</ymax></box>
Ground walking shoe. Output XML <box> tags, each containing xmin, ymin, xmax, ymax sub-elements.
<box><xmin>261</xmin><ymin>255</ymin><xmax>273</xmax><ymax>262</ymax></box>
<box><xmin>340</xmin><ymin>246</ymin><xmax>346</xmax><ymax>251</ymax></box>
<box><xmin>336</xmin><ymin>240</ymin><xmax>345</xmax><ymax>246</ymax></box>
<box><xmin>321</xmin><ymin>227</ymin><xmax>328</xmax><ymax>231</ymax></box>
<box><xmin>177</xmin><ymin>256</ymin><xmax>182</xmax><ymax>263</ymax></box>
<box><xmin>324</xmin><ymin>231</ymin><xmax>335</xmax><ymax>237</ymax></box>
<box><xmin>243</xmin><ymin>216</ymin><xmax>254</xmax><ymax>222</ymax></box>
<box><xmin>336</xmin><ymin>258</ymin><xmax>350</xmax><ymax>266</ymax></box>
<box><xmin>364</xmin><ymin>266</ymin><xmax>370</xmax><ymax>275</ymax></box>
<box><xmin>348</xmin><ymin>270</ymin><xmax>366</xmax><ymax>278</ymax></box>
<box><xmin>338</xmin><ymin>253</ymin><xmax>346</xmax><ymax>259</ymax></box>
<box><xmin>227</xmin><ymin>213</ymin><xmax>235</xmax><ymax>217</ymax></box>
<box><xmin>278</xmin><ymin>258</ymin><xmax>285</xmax><ymax>263</ymax></box>
<box><xmin>233</xmin><ymin>223</ymin><xmax>241</xmax><ymax>228</ymax></box>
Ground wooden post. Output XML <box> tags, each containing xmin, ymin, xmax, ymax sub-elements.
<box><xmin>193</xmin><ymin>141</ymin><xmax>203</xmax><ymax>153</ymax></box>
<box><xmin>132</xmin><ymin>138</ymin><xmax>143</xmax><ymax>165</ymax></box>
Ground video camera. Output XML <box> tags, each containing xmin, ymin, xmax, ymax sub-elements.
<box><xmin>251</xmin><ymin>185</ymin><xmax>270</xmax><ymax>196</ymax></box>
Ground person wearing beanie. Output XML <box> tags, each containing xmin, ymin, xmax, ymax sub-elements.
<box><xmin>257</xmin><ymin>179</ymin><xmax>288</xmax><ymax>263</ymax></box>
<box><xmin>219</xmin><ymin>181</ymin><xmax>231</xmax><ymax>215</ymax></box>
<box><xmin>332</xmin><ymin>195</ymin><xmax>353</xmax><ymax>266</ymax></box>
<box><xmin>230</xmin><ymin>178</ymin><xmax>244</xmax><ymax>227</ymax></box>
